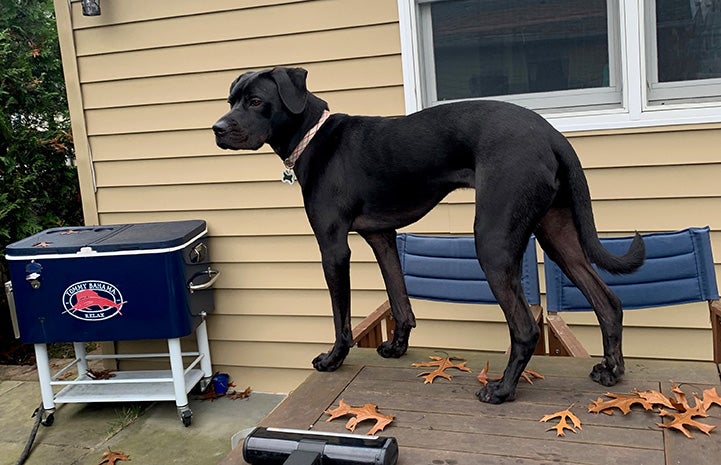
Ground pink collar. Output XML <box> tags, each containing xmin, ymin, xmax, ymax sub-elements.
<box><xmin>283</xmin><ymin>110</ymin><xmax>331</xmax><ymax>170</ymax></box>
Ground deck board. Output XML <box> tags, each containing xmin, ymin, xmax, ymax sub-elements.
<box><xmin>222</xmin><ymin>348</ymin><xmax>721</xmax><ymax>465</ymax></box>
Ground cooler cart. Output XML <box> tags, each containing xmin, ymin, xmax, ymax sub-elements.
<box><xmin>4</xmin><ymin>220</ymin><xmax>219</xmax><ymax>426</ymax></box>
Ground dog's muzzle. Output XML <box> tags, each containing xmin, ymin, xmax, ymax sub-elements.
<box><xmin>212</xmin><ymin>120</ymin><xmax>236</xmax><ymax>150</ymax></box>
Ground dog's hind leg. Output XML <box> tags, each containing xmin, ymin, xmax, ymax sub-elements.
<box><xmin>472</xmin><ymin>208</ymin><xmax>544</xmax><ymax>403</ymax></box>
<box><xmin>535</xmin><ymin>207</ymin><xmax>625</xmax><ymax>386</ymax></box>
<box><xmin>360</xmin><ymin>230</ymin><xmax>416</xmax><ymax>358</ymax></box>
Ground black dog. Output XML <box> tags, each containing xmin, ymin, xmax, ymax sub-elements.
<box><xmin>213</xmin><ymin>67</ymin><xmax>645</xmax><ymax>404</ymax></box>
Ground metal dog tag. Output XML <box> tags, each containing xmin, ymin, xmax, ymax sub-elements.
<box><xmin>281</xmin><ymin>169</ymin><xmax>296</xmax><ymax>185</ymax></box>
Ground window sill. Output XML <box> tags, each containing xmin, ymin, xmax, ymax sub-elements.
<box><xmin>548</xmin><ymin>104</ymin><xmax>721</xmax><ymax>134</ymax></box>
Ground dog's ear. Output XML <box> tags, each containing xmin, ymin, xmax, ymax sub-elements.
<box><xmin>271</xmin><ymin>67</ymin><xmax>308</xmax><ymax>114</ymax></box>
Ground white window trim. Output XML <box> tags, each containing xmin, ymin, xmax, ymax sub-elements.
<box><xmin>397</xmin><ymin>0</ymin><xmax>721</xmax><ymax>133</ymax></box>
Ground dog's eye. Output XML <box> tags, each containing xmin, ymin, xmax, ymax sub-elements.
<box><xmin>248</xmin><ymin>97</ymin><xmax>262</xmax><ymax>107</ymax></box>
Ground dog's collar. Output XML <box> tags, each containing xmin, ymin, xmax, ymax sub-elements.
<box><xmin>284</xmin><ymin>109</ymin><xmax>331</xmax><ymax>170</ymax></box>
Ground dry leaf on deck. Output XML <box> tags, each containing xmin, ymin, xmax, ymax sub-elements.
<box><xmin>476</xmin><ymin>361</ymin><xmax>502</xmax><ymax>386</ymax></box>
<box><xmin>98</xmin><ymin>449</ymin><xmax>130</xmax><ymax>465</ymax></box>
<box><xmin>412</xmin><ymin>355</ymin><xmax>471</xmax><ymax>384</ymax></box>
<box><xmin>669</xmin><ymin>383</ymin><xmax>692</xmax><ymax>412</ymax></box>
<box><xmin>657</xmin><ymin>406</ymin><xmax>717</xmax><ymax>439</ymax></box>
<box><xmin>476</xmin><ymin>361</ymin><xmax>544</xmax><ymax>386</ymax></box>
<box><xmin>700</xmin><ymin>387</ymin><xmax>721</xmax><ymax>412</ymax></box>
<box><xmin>540</xmin><ymin>406</ymin><xmax>582</xmax><ymax>437</ymax></box>
<box><xmin>634</xmin><ymin>389</ymin><xmax>676</xmax><ymax>410</ymax></box>
<box><xmin>325</xmin><ymin>399</ymin><xmax>394</xmax><ymax>435</ymax></box>
<box><xmin>588</xmin><ymin>392</ymin><xmax>653</xmax><ymax>415</ymax></box>
<box><xmin>521</xmin><ymin>369</ymin><xmax>545</xmax><ymax>384</ymax></box>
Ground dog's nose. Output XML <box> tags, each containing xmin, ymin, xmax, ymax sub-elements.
<box><xmin>212</xmin><ymin>120</ymin><xmax>229</xmax><ymax>137</ymax></box>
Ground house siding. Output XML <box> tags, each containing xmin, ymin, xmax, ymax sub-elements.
<box><xmin>55</xmin><ymin>0</ymin><xmax>721</xmax><ymax>393</ymax></box>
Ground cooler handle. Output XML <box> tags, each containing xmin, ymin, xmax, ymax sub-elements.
<box><xmin>188</xmin><ymin>268</ymin><xmax>220</xmax><ymax>293</ymax></box>
<box><xmin>4</xmin><ymin>281</ymin><xmax>20</xmax><ymax>339</ymax></box>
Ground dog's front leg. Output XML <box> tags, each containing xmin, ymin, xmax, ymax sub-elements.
<box><xmin>360</xmin><ymin>230</ymin><xmax>416</xmax><ymax>358</ymax></box>
<box><xmin>312</xmin><ymin>237</ymin><xmax>354</xmax><ymax>372</ymax></box>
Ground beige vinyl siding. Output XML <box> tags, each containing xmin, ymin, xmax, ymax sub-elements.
<box><xmin>55</xmin><ymin>0</ymin><xmax>721</xmax><ymax>394</ymax></box>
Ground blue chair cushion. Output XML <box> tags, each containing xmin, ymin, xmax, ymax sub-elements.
<box><xmin>545</xmin><ymin>227</ymin><xmax>719</xmax><ymax>312</ymax></box>
<box><xmin>397</xmin><ymin>234</ymin><xmax>540</xmax><ymax>305</ymax></box>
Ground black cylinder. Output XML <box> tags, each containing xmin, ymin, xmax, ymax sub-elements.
<box><xmin>242</xmin><ymin>427</ymin><xmax>398</xmax><ymax>465</ymax></box>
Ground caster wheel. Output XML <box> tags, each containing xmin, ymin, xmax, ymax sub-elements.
<box><xmin>41</xmin><ymin>413</ymin><xmax>54</xmax><ymax>427</ymax></box>
<box><xmin>180</xmin><ymin>409</ymin><xmax>192</xmax><ymax>427</ymax></box>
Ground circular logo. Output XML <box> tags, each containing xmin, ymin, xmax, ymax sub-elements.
<box><xmin>62</xmin><ymin>280</ymin><xmax>127</xmax><ymax>322</ymax></box>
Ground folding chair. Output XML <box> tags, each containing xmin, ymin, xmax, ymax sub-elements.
<box><xmin>544</xmin><ymin>227</ymin><xmax>721</xmax><ymax>363</ymax></box>
<box><xmin>354</xmin><ymin>234</ymin><xmax>545</xmax><ymax>355</ymax></box>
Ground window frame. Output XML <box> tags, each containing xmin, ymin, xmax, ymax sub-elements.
<box><xmin>397</xmin><ymin>0</ymin><xmax>721</xmax><ymax>132</ymax></box>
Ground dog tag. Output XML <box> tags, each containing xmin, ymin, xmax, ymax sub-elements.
<box><xmin>281</xmin><ymin>169</ymin><xmax>296</xmax><ymax>185</ymax></box>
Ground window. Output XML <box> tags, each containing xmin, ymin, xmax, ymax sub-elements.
<box><xmin>646</xmin><ymin>0</ymin><xmax>721</xmax><ymax>105</ymax></box>
<box><xmin>398</xmin><ymin>0</ymin><xmax>721</xmax><ymax>130</ymax></box>
<box><xmin>418</xmin><ymin>0</ymin><xmax>622</xmax><ymax>112</ymax></box>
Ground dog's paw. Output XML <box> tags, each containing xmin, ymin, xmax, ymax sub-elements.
<box><xmin>312</xmin><ymin>347</ymin><xmax>348</xmax><ymax>372</ymax></box>
<box><xmin>590</xmin><ymin>361</ymin><xmax>624</xmax><ymax>387</ymax></box>
<box><xmin>376</xmin><ymin>341</ymin><xmax>407</xmax><ymax>358</ymax></box>
<box><xmin>475</xmin><ymin>381</ymin><xmax>516</xmax><ymax>404</ymax></box>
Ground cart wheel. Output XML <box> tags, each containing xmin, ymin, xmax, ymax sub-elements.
<box><xmin>41</xmin><ymin>413</ymin><xmax>54</xmax><ymax>427</ymax></box>
<box><xmin>180</xmin><ymin>409</ymin><xmax>192</xmax><ymax>427</ymax></box>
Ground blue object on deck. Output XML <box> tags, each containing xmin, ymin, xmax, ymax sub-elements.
<box><xmin>396</xmin><ymin>234</ymin><xmax>540</xmax><ymax>305</ymax></box>
<box><xmin>5</xmin><ymin>220</ymin><xmax>215</xmax><ymax>343</ymax></box>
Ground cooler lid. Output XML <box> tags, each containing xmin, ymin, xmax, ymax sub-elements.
<box><xmin>5</xmin><ymin>220</ymin><xmax>207</xmax><ymax>257</ymax></box>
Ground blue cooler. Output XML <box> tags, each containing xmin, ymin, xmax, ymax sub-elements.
<box><xmin>5</xmin><ymin>220</ymin><xmax>217</xmax><ymax>343</ymax></box>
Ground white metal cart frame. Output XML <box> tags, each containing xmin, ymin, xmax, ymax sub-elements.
<box><xmin>33</xmin><ymin>318</ymin><xmax>212</xmax><ymax>427</ymax></box>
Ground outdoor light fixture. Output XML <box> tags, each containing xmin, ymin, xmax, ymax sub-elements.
<box><xmin>81</xmin><ymin>0</ymin><xmax>101</xmax><ymax>16</ymax></box>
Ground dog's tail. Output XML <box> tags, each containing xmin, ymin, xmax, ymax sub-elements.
<box><xmin>554</xmin><ymin>137</ymin><xmax>645</xmax><ymax>274</ymax></box>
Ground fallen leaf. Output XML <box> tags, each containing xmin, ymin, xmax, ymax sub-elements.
<box><xmin>325</xmin><ymin>399</ymin><xmax>394</xmax><ymax>435</ymax></box>
<box><xmin>412</xmin><ymin>355</ymin><xmax>471</xmax><ymax>384</ymax></box>
<box><xmin>540</xmin><ymin>406</ymin><xmax>582</xmax><ymax>437</ymax></box>
<box><xmin>476</xmin><ymin>361</ymin><xmax>502</xmax><ymax>386</ymax></box>
<box><xmin>700</xmin><ymin>387</ymin><xmax>721</xmax><ymax>413</ymax></box>
<box><xmin>228</xmin><ymin>386</ymin><xmax>252</xmax><ymax>400</ymax></box>
<box><xmin>86</xmin><ymin>369</ymin><xmax>116</xmax><ymax>380</ymax></box>
<box><xmin>476</xmin><ymin>361</ymin><xmax>544</xmax><ymax>386</ymax></box>
<box><xmin>98</xmin><ymin>449</ymin><xmax>130</xmax><ymax>465</ymax></box>
<box><xmin>669</xmin><ymin>383</ymin><xmax>692</xmax><ymax>412</ymax></box>
<box><xmin>634</xmin><ymin>389</ymin><xmax>676</xmax><ymax>410</ymax></box>
<box><xmin>588</xmin><ymin>392</ymin><xmax>653</xmax><ymax>415</ymax></box>
<box><xmin>658</xmin><ymin>406</ymin><xmax>717</xmax><ymax>439</ymax></box>
<box><xmin>521</xmin><ymin>369</ymin><xmax>545</xmax><ymax>384</ymax></box>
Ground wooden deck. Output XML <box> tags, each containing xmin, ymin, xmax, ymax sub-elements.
<box><xmin>221</xmin><ymin>348</ymin><xmax>721</xmax><ymax>465</ymax></box>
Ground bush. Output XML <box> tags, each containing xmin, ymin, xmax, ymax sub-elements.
<box><xmin>1</xmin><ymin>0</ymin><xmax>83</xmax><ymax>364</ymax></box>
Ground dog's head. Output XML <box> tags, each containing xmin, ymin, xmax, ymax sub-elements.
<box><xmin>212</xmin><ymin>67</ymin><xmax>309</xmax><ymax>151</ymax></box>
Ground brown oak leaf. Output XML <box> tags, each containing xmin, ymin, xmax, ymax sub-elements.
<box><xmin>325</xmin><ymin>399</ymin><xmax>394</xmax><ymax>435</ymax></box>
<box><xmin>700</xmin><ymin>387</ymin><xmax>721</xmax><ymax>413</ymax></box>
<box><xmin>98</xmin><ymin>449</ymin><xmax>130</xmax><ymax>465</ymax></box>
<box><xmin>521</xmin><ymin>369</ymin><xmax>545</xmax><ymax>384</ymax></box>
<box><xmin>228</xmin><ymin>386</ymin><xmax>252</xmax><ymax>400</ymax></box>
<box><xmin>476</xmin><ymin>361</ymin><xmax>544</xmax><ymax>385</ymax></box>
<box><xmin>476</xmin><ymin>361</ymin><xmax>502</xmax><ymax>386</ymax></box>
<box><xmin>634</xmin><ymin>389</ymin><xmax>676</xmax><ymax>410</ymax></box>
<box><xmin>540</xmin><ymin>406</ymin><xmax>582</xmax><ymax>437</ymax></box>
<box><xmin>412</xmin><ymin>355</ymin><xmax>471</xmax><ymax>384</ymax></box>
<box><xmin>669</xmin><ymin>383</ymin><xmax>692</xmax><ymax>412</ymax></box>
<box><xmin>657</xmin><ymin>406</ymin><xmax>717</xmax><ymax>439</ymax></box>
<box><xmin>588</xmin><ymin>392</ymin><xmax>653</xmax><ymax>415</ymax></box>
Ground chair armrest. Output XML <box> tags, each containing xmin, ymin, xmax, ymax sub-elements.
<box><xmin>709</xmin><ymin>300</ymin><xmax>721</xmax><ymax>364</ymax></box>
<box><xmin>353</xmin><ymin>300</ymin><xmax>393</xmax><ymax>348</ymax></box>
<box><xmin>546</xmin><ymin>312</ymin><xmax>591</xmax><ymax>358</ymax></box>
